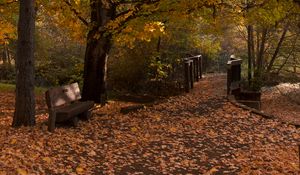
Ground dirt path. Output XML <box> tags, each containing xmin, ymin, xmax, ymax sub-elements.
<box><xmin>0</xmin><ymin>74</ymin><xmax>299</xmax><ymax>174</ymax></box>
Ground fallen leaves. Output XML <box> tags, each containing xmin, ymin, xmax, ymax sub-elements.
<box><xmin>261</xmin><ymin>82</ymin><xmax>300</xmax><ymax>125</ymax></box>
<box><xmin>76</xmin><ymin>166</ymin><xmax>85</xmax><ymax>174</ymax></box>
<box><xmin>16</xmin><ymin>169</ymin><xmax>27</xmax><ymax>175</ymax></box>
<box><xmin>42</xmin><ymin>157</ymin><xmax>51</xmax><ymax>164</ymax></box>
<box><xmin>204</xmin><ymin>167</ymin><xmax>219</xmax><ymax>175</ymax></box>
<box><xmin>0</xmin><ymin>75</ymin><xmax>299</xmax><ymax>174</ymax></box>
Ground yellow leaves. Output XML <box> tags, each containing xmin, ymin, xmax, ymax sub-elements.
<box><xmin>131</xmin><ymin>127</ymin><xmax>138</xmax><ymax>132</ymax></box>
<box><xmin>16</xmin><ymin>169</ymin><xmax>27</xmax><ymax>175</ymax></box>
<box><xmin>106</xmin><ymin>10</ymin><xmax>135</xmax><ymax>31</ymax></box>
<box><xmin>74</xmin><ymin>0</ymin><xmax>81</xmax><ymax>5</ymax></box>
<box><xmin>204</xmin><ymin>167</ymin><xmax>219</xmax><ymax>175</ymax></box>
<box><xmin>10</xmin><ymin>138</ymin><xmax>17</xmax><ymax>144</ymax></box>
<box><xmin>114</xmin><ymin>21</ymin><xmax>165</xmax><ymax>48</ymax></box>
<box><xmin>144</xmin><ymin>22</ymin><xmax>165</xmax><ymax>33</ymax></box>
<box><xmin>75</xmin><ymin>166</ymin><xmax>85</xmax><ymax>174</ymax></box>
<box><xmin>42</xmin><ymin>157</ymin><xmax>52</xmax><ymax>164</ymax></box>
<box><xmin>0</xmin><ymin>20</ymin><xmax>16</xmax><ymax>44</ymax></box>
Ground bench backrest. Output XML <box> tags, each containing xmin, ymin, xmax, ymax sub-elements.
<box><xmin>45</xmin><ymin>83</ymin><xmax>81</xmax><ymax>109</ymax></box>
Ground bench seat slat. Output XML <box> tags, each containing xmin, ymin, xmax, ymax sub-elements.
<box><xmin>55</xmin><ymin>101</ymin><xmax>94</xmax><ymax>122</ymax></box>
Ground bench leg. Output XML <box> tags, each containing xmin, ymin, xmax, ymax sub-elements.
<box><xmin>72</xmin><ymin>116</ymin><xmax>79</xmax><ymax>127</ymax></box>
<box><xmin>48</xmin><ymin>111</ymin><xmax>56</xmax><ymax>132</ymax></box>
<box><xmin>80</xmin><ymin>110</ymin><xmax>92</xmax><ymax>120</ymax></box>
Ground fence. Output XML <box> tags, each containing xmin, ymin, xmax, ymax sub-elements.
<box><xmin>183</xmin><ymin>55</ymin><xmax>203</xmax><ymax>92</ymax></box>
<box><xmin>227</xmin><ymin>57</ymin><xmax>242</xmax><ymax>95</ymax></box>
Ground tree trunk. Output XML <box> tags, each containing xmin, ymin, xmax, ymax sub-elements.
<box><xmin>247</xmin><ymin>25</ymin><xmax>254</xmax><ymax>84</ymax></box>
<box><xmin>266</xmin><ymin>24</ymin><xmax>289</xmax><ymax>73</ymax></box>
<box><xmin>255</xmin><ymin>28</ymin><xmax>267</xmax><ymax>78</ymax></box>
<box><xmin>2</xmin><ymin>42</ymin><xmax>9</xmax><ymax>64</ymax></box>
<box><xmin>254</xmin><ymin>30</ymin><xmax>260</xmax><ymax>70</ymax></box>
<box><xmin>82</xmin><ymin>0</ymin><xmax>115</xmax><ymax>103</ymax></box>
<box><xmin>13</xmin><ymin>0</ymin><xmax>36</xmax><ymax>127</ymax></box>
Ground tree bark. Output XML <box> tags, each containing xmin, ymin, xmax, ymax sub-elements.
<box><xmin>266</xmin><ymin>24</ymin><xmax>289</xmax><ymax>73</ymax></box>
<box><xmin>82</xmin><ymin>0</ymin><xmax>115</xmax><ymax>103</ymax></box>
<box><xmin>254</xmin><ymin>30</ymin><xmax>260</xmax><ymax>70</ymax></box>
<box><xmin>247</xmin><ymin>25</ymin><xmax>254</xmax><ymax>84</ymax></box>
<box><xmin>13</xmin><ymin>0</ymin><xmax>36</xmax><ymax>127</ymax></box>
<box><xmin>255</xmin><ymin>28</ymin><xmax>267</xmax><ymax>78</ymax></box>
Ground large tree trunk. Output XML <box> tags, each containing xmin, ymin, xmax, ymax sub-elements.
<box><xmin>82</xmin><ymin>0</ymin><xmax>115</xmax><ymax>103</ymax></box>
<box><xmin>247</xmin><ymin>25</ymin><xmax>254</xmax><ymax>84</ymax></box>
<box><xmin>13</xmin><ymin>0</ymin><xmax>36</xmax><ymax>127</ymax></box>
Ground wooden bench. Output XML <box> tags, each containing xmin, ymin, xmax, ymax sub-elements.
<box><xmin>45</xmin><ymin>83</ymin><xmax>94</xmax><ymax>132</ymax></box>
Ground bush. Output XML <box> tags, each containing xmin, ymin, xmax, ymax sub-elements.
<box><xmin>0</xmin><ymin>64</ymin><xmax>15</xmax><ymax>83</ymax></box>
<box><xmin>35</xmin><ymin>58</ymin><xmax>84</xmax><ymax>87</ymax></box>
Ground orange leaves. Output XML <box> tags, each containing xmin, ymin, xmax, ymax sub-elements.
<box><xmin>204</xmin><ymin>167</ymin><xmax>219</xmax><ymax>175</ymax></box>
<box><xmin>0</xmin><ymin>75</ymin><xmax>299</xmax><ymax>174</ymax></box>
<box><xmin>75</xmin><ymin>166</ymin><xmax>85</xmax><ymax>174</ymax></box>
<box><xmin>16</xmin><ymin>169</ymin><xmax>27</xmax><ymax>175</ymax></box>
<box><xmin>9</xmin><ymin>138</ymin><xmax>17</xmax><ymax>144</ymax></box>
<box><xmin>42</xmin><ymin>157</ymin><xmax>52</xmax><ymax>164</ymax></box>
<box><xmin>169</xmin><ymin>127</ymin><xmax>177</xmax><ymax>133</ymax></box>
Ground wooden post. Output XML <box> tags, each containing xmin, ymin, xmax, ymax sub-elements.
<box><xmin>227</xmin><ymin>58</ymin><xmax>242</xmax><ymax>95</ymax></box>
<box><xmin>48</xmin><ymin>109</ymin><xmax>56</xmax><ymax>132</ymax></box>
<box><xmin>194</xmin><ymin>57</ymin><xmax>199</xmax><ymax>82</ymax></box>
<box><xmin>183</xmin><ymin>55</ymin><xmax>203</xmax><ymax>92</ymax></box>
<box><xmin>199</xmin><ymin>55</ymin><xmax>203</xmax><ymax>79</ymax></box>
<box><xmin>227</xmin><ymin>63</ymin><xmax>232</xmax><ymax>95</ymax></box>
<box><xmin>189</xmin><ymin>61</ymin><xmax>194</xmax><ymax>89</ymax></box>
<box><xmin>184</xmin><ymin>61</ymin><xmax>190</xmax><ymax>92</ymax></box>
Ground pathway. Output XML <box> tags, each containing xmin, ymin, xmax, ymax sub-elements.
<box><xmin>0</xmin><ymin>74</ymin><xmax>299</xmax><ymax>174</ymax></box>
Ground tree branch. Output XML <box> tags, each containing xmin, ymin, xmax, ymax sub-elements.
<box><xmin>63</xmin><ymin>0</ymin><xmax>89</xmax><ymax>26</ymax></box>
<box><xmin>0</xmin><ymin>0</ymin><xmax>18</xmax><ymax>6</ymax></box>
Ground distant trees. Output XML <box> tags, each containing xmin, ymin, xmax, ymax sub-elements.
<box><xmin>218</xmin><ymin>0</ymin><xmax>300</xmax><ymax>89</ymax></box>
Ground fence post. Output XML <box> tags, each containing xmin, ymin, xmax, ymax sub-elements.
<box><xmin>227</xmin><ymin>57</ymin><xmax>242</xmax><ymax>95</ymax></box>
<box><xmin>199</xmin><ymin>55</ymin><xmax>203</xmax><ymax>79</ymax></box>
<box><xmin>189</xmin><ymin>60</ymin><xmax>194</xmax><ymax>89</ymax></box>
<box><xmin>194</xmin><ymin>57</ymin><xmax>199</xmax><ymax>82</ymax></box>
<box><xmin>184</xmin><ymin>61</ymin><xmax>191</xmax><ymax>92</ymax></box>
<box><xmin>227</xmin><ymin>63</ymin><xmax>232</xmax><ymax>95</ymax></box>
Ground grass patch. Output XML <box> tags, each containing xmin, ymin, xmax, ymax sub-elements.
<box><xmin>0</xmin><ymin>83</ymin><xmax>46</xmax><ymax>95</ymax></box>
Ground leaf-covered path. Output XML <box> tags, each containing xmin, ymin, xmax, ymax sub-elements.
<box><xmin>0</xmin><ymin>74</ymin><xmax>299</xmax><ymax>174</ymax></box>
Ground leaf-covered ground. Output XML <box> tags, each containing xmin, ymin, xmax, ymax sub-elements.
<box><xmin>261</xmin><ymin>83</ymin><xmax>300</xmax><ymax>126</ymax></box>
<box><xmin>0</xmin><ymin>74</ymin><xmax>299</xmax><ymax>174</ymax></box>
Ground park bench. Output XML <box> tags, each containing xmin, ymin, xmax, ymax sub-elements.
<box><xmin>45</xmin><ymin>82</ymin><xmax>94</xmax><ymax>132</ymax></box>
